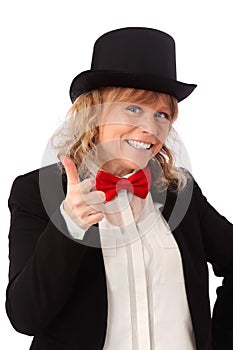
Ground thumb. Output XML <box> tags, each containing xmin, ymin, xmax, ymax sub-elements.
<box><xmin>58</xmin><ymin>155</ymin><xmax>80</xmax><ymax>186</ymax></box>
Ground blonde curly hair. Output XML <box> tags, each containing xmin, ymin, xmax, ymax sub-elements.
<box><xmin>51</xmin><ymin>87</ymin><xmax>190</xmax><ymax>193</ymax></box>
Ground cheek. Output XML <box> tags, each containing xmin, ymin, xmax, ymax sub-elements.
<box><xmin>98</xmin><ymin>126</ymin><xmax>113</xmax><ymax>143</ymax></box>
<box><xmin>99</xmin><ymin>125</ymin><xmax>132</xmax><ymax>142</ymax></box>
<box><xmin>156</xmin><ymin>125</ymin><xmax>170</xmax><ymax>143</ymax></box>
<box><xmin>151</xmin><ymin>141</ymin><xmax>163</xmax><ymax>155</ymax></box>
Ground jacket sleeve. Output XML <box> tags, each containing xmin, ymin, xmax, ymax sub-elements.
<box><xmin>193</xmin><ymin>179</ymin><xmax>233</xmax><ymax>349</ymax></box>
<box><xmin>5</xmin><ymin>173</ymin><xmax>91</xmax><ymax>336</ymax></box>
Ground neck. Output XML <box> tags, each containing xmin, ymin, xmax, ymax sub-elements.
<box><xmin>100</xmin><ymin>166</ymin><xmax>137</xmax><ymax>177</ymax></box>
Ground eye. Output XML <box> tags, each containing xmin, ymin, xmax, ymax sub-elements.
<box><xmin>154</xmin><ymin>112</ymin><xmax>170</xmax><ymax>120</ymax></box>
<box><xmin>126</xmin><ymin>105</ymin><xmax>142</xmax><ymax>114</ymax></box>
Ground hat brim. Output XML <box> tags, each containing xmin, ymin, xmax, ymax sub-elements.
<box><xmin>69</xmin><ymin>70</ymin><xmax>197</xmax><ymax>103</ymax></box>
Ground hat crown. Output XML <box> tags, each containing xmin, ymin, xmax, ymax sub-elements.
<box><xmin>91</xmin><ymin>27</ymin><xmax>177</xmax><ymax>80</ymax></box>
<box><xmin>69</xmin><ymin>27</ymin><xmax>197</xmax><ymax>103</ymax></box>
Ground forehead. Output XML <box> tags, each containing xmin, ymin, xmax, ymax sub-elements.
<box><xmin>103</xmin><ymin>88</ymin><xmax>172</xmax><ymax>112</ymax></box>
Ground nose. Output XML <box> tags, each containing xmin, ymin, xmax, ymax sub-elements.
<box><xmin>136</xmin><ymin>111</ymin><xmax>170</xmax><ymax>143</ymax></box>
<box><xmin>141</xmin><ymin>114</ymin><xmax>157</xmax><ymax>133</ymax></box>
<box><xmin>137</xmin><ymin>111</ymin><xmax>159</xmax><ymax>135</ymax></box>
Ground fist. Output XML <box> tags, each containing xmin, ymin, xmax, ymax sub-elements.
<box><xmin>59</xmin><ymin>155</ymin><xmax>106</xmax><ymax>230</ymax></box>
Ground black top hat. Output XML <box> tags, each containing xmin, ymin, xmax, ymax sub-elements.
<box><xmin>70</xmin><ymin>27</ymin><xmax>197</xmax><ymax>103</ymax></box>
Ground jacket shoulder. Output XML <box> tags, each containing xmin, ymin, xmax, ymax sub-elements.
<box><xmin>8</xmin><ymin>163</ymin><xmax>64</xmax><ymax>218</ymax></box>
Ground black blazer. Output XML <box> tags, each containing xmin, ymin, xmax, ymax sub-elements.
<box><xmin>5</xmin><ymin>163</ymin><xmax>233</xmax><ymax>350</ymax></box>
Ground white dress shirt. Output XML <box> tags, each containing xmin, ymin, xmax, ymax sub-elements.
<box><xmin>60</xmin><ymin>172</ymin><xmax>197</xmax><ymax>350</ymax></box>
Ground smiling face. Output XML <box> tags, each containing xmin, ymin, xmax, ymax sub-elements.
<box><xmin>96</xmin><ymin>92</ymin><xmax>175</xmax><ymax>176</ymax></box>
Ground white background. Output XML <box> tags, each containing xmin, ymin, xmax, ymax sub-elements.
<box><xmin>1</xmin><ymin>0</ymin><xmax>233</xmax><ymax>348</ymax></box>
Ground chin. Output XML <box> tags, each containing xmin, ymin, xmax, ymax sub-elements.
<box><xmin>100</xmin><ymin>158</ymin><xmax>149</xmax><ymax>176</ymax></box>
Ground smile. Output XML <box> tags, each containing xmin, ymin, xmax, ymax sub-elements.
<box><xmin>126</xmin><ymin>139</ymin><xmax>153</xmax><ymax>150</ymax></box>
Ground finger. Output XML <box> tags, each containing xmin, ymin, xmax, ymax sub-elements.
<box><xmin>85</xmin><ymin>212</ymin><xmax>104</xmax><ymax>225</ymax></box>
<box><xmin>69</xmin><ymin>210</ymin><xmax>104</xmax><ymax>231</ymax></box>
<box><xmin>71</xmin><ymin>205</ymin><xmax>104</xmax><ymax>227</ymax></box>
<box><xmin>81</xmin><ymin>191</ymin><xmax>106</xmax><ymax>205</ymax></box>
<box><xmin>79</xmin><ymin>177</ymin><xmax>96</xmax><ymax>194</ymax></box>
<box><xmin>83</xmin><ymin>201</ymin><xmax>105</xmax><ymax>213</ymax></box>
<box><xmin>59</xmin><ymin>155</ymin><xmax>80</xmax><ymax>186</ymax></box>
<box><xmin>75</xmin><ymin>204</ymin><xmax>104</xmax><ymax>218</ymax></box>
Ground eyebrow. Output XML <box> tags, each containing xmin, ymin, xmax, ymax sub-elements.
<box><xmin>152</xmin><ymin>104</ymin><xmax>171</xmax><ymax>112</ymax></box>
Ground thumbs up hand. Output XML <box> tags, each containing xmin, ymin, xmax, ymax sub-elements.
<box><xmin>59</xmin><ymin>156</ymin><xmax>106</xmax><ymax>231</ymax></box>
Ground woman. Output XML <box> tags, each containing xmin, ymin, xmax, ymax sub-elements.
<box><xmin>6</xmin><ymin>27</ymin><xmax>233</xmax><ymax>350</ymax></box>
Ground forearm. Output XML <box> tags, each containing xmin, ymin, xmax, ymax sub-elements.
<box><xmin>6</xmin><ymin>207</ymin><xmax>89</xmax><ymax>335</ymax></box>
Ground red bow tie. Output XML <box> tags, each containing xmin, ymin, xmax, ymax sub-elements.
<box><xmin>94</xmin><ymin>167</ymin><xmax>152</xmax><ymax>202</ymax></box>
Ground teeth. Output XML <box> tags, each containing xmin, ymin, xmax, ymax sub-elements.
<box><xmin>127</xmin><ymin>139</ymin><xmax>152</xmax><ymax>150</ymax></box>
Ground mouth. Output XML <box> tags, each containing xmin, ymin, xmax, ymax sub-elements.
<box><xmin>125</xmin><ymin>139</ymin><xmax>154</xmax><ymax>150</ymax></box>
